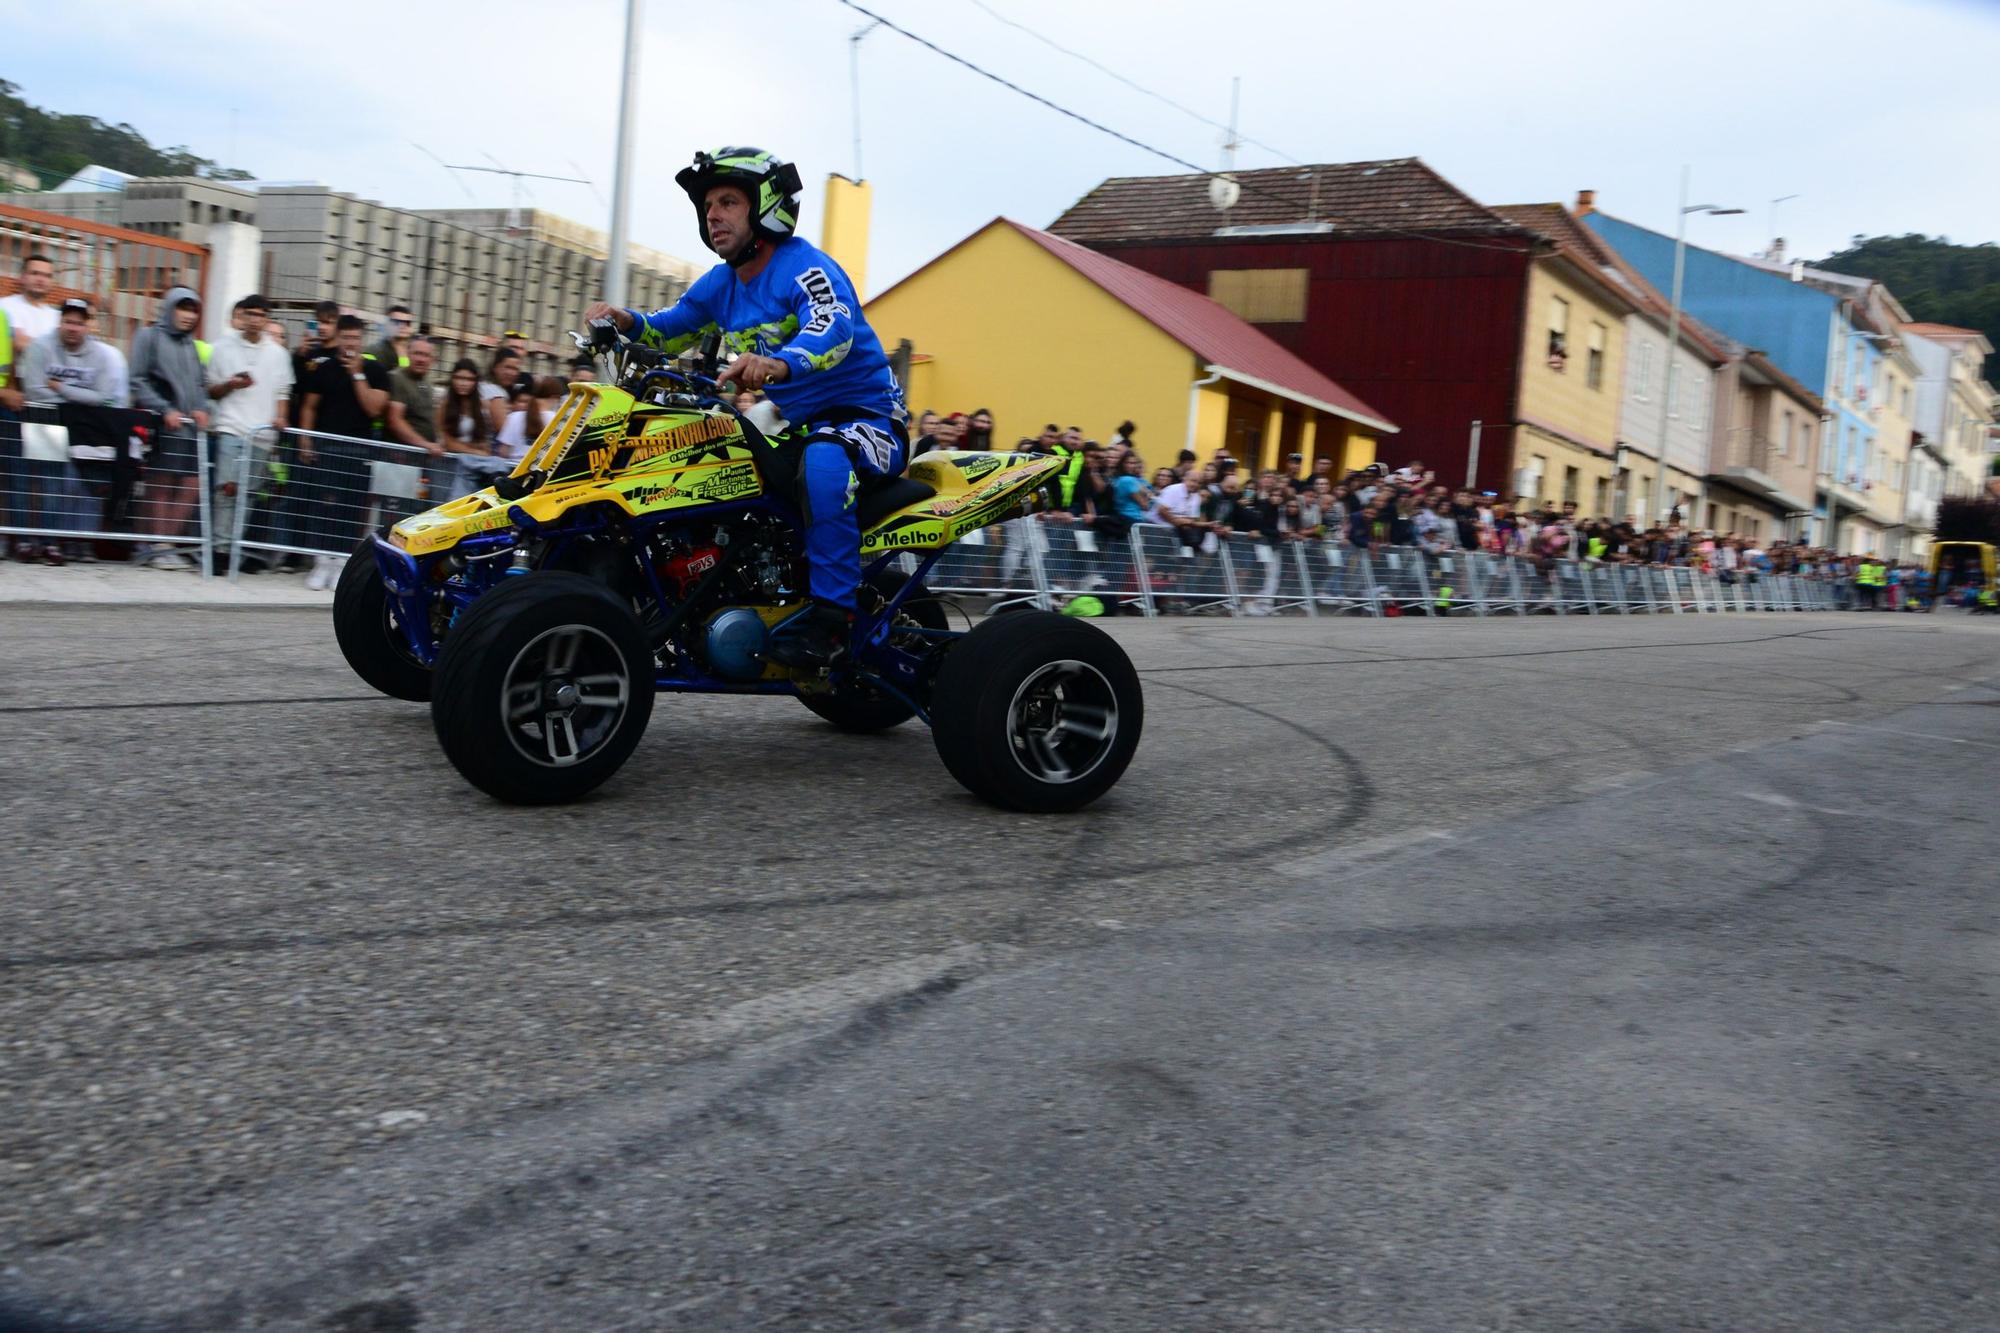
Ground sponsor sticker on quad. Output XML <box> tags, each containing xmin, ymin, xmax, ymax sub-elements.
<box><xmin>866</xmin><ymin>525</ymin><xmax>942</xmax><ymax>550</ymax></box>
<box><xmin>621</xmin><ymin>482</ymin><xmax>682</xmax><ymax>509</ymax></box>
<box><xmin>588</xmin><ymin>413</ymin><xmax>737</xmax><ymax>476</ymax></box>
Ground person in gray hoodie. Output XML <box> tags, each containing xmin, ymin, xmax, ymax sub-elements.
<box><xmin>21</xmin><ymin>298</ymin><xmax>130</xmax><ymax>558</ymax></box>
<box><xmin>128</xmin><ymin>286</ymin><xmax>208</xmax><ymax>569</ymax></box>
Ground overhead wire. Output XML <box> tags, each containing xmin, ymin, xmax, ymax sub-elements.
<box><xmin>831</xmin><ymin>0</ymin><xmax>1540</xmax><ymax>255</ymax></box>
<box><xmin>833</xmin><ymin>0</ymin><xmax>1215</xmax><ymax>176</ymax></box>
<box><xmin>959</xmin><ymin>0</ymin><xmax>1302</xmax><ymax>165</ymax></box>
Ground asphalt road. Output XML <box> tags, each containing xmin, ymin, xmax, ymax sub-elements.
<box><xmin>3</xmin><ymin>605</ymin><xmax>1998</xmax><ymax>1331</ymax></box>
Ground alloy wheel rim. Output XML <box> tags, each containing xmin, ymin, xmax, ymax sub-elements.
<box><xmin>1005</xmin><ymin>658</ymin><xmax>1118</xmax><ymax>785</ymax></box>
<box><xmin>500</xmin><ymin>625</ymin><xmax>631</xmax><ymax>767</ymax></box>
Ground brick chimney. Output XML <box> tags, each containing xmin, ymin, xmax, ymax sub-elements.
<box><xmin>1574</xmin><ymin>189</ymin><xmax>1596</xmax><ymax>215</ymax></box>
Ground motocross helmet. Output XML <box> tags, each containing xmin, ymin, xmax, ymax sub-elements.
<box><xmin>675</xmin><ymin>147</ymin><xmax>803</xmax><ymax>264</ymax></box>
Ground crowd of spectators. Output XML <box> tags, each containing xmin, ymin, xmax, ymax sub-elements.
<box><xmin>0</xmin><ymin>254</ymin><xmax>594</xmax><ymax>587</ymax></box>
<box><xmin>906</xmin><ymin>407</ymin><xmax>1989</xmax><ymax>613</ymax></box>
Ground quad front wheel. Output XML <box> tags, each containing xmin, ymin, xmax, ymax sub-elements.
<box><xmin>332</xmin><ymin>536</ymin><xmax>432</xmax><ymax>702</ymax></box>
<box><xmin>431</xmin><ymin>572</ymin><xmax>655</xmax><ymax>804</ymax></box>
<box><xmin>930</xmin><ymin>611</ymin><xmax>1142</xmax><ymax>812</ymax></box>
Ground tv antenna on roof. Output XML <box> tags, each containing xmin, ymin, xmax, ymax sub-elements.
<box><xmin>1209</xmin><ymin>76</ymin><xmax>1242</xmax><ymax>214</ymax></box>
<box><xmin>458</xmin><ymin>154</ymin><xmax>592</xmax><ymax>230</ymax></box>
<box><xmin>414</xmin><ymin>144</ymin><xmax>592</xmax><ymax>230</ymax></box>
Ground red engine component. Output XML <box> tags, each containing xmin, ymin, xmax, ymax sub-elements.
<box><xmin>658</xmin><ymin>544</ymin><xmax>723</xmax><ymax>596</ymax></box>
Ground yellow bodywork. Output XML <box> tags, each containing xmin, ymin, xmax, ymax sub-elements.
<box><xmin>389</xmin><ymin>384</ymin><xmax>1061</xmax><ymax>559</ymax></box>
<box><xmin>1927</xmin><ymin>541</ymin><xmax>1996</xmax><ymax>584</ymax></box>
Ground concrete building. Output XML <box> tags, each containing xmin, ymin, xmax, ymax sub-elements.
<box><xmin>1901</xmin><ymin>323</ymin><xmax>1997</xmax><ymax>500</ymax></box>
<box><xmin>7</xmin><ymin>172</ymin><xmax>248</xmax><ymax>238</ymax></box>
<box><xmin>1496</xmin><ymin>203</ymin><xmax>1735</xmax><ymax>524</ymax></box>
<box><xmin>1581</xmin><ymin>207</ymin><xmax>1923</xmax><ymax>551</ymax></box>
<box><xmin>1708</xmin><ymin>351</ymin><xmax>1820</xmax><ymax>544</ymax></box>
<box><xmin>8</xmin><ymin>177</ymin><xmax>701</xmax><ymax>369</ymax></box>
<box><xmin>253</xmin><ymin>191</ymin><xmax>698</xmax><ymax>369</ymax></box>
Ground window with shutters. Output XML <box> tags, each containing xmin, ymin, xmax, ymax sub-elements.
<box><xmin>1586</xmin><ymin>322</ymin><xmax>1606</xmax><ymax>389</ymax></box>
<box><xmin>1206</xmin><ymin>269</ymin><xmax>1308</xmax><ymax>323</ymax></box>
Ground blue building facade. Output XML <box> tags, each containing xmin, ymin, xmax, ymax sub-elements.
<box><xmin>1584</xmin><ymin>212</ymin><xmax>1881</xmax><ymax>541</ymax></box>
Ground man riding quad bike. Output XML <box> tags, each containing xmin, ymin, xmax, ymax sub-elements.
<box><xmin>331</xmin><ymin>146</ymin><xmax>1143</xmax><ymax>812</ymax></box>
<box><xmin>586</xmin><ymin>146</ymin><xmax>901</xmax><ymax>667</ymax></box>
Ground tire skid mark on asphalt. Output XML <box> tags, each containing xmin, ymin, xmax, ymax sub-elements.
<box><xmin>0</xmin><ymin>694</ymin><xmax>379</xmax><ymax>716</ymax></box>
<box><xmin>97</xmin><ymin>951</ymin><xmax>1025</xmax><ymax>1333</ymax></box>
<box><xmin>1144</xmin><ymin>676</ymin><xmax>1376</xmax><ymax>837</ymax></box>
<box><xmin>4</xmin><ymin>672</ymin><xmax>1381</xmax><ymax>972</ymax></box>
<box><xmin>0</xmin><ymin>882</ymin><xmax>942</xmax><ymax>971</ymax></box>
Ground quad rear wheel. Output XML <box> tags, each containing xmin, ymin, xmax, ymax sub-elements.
<box><xmin>332</xmin><ymin>536</ymin><xmax>432</xmax><ymax>701</ymax></box>
<box><xmin>930</xmin><ymin>611</ymin><xmax>1142</xmax><ymax>812</ymax></box>
<box><xmin>431</xmin><ymin>571</ymin><xmax>655</xmax><ymax>804</ymax></box>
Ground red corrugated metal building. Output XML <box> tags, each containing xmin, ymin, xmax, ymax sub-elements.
<box><xmin>1048</xmin><ymin>159</ymin><xmax>1540</xmax><ymax>492</ymax></box>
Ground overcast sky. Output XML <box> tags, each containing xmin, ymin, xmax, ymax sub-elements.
<box><xmin>12</xmin><ymin>0</ymin><xmax>1999</xmax><ymax>299</ymax></box>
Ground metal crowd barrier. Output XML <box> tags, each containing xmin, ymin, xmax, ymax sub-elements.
<box><xmin>0</xmin><ymin>401</ymin><xmax>218</xmax><ymax>575</ymax></box>
<box><xmin>219</xmin><ymin>426</ymin><xmax>467</xmax><ymax>577</ymax></box>
<box><xmin>906</xmin><ymin>522</ymin><xmax>1860</xmax><ymax>622</ymax></box>
<box><xmin>6</xmin><ymin>428</ymin><xmax>1873</xmax><ymax>616</ymax></box>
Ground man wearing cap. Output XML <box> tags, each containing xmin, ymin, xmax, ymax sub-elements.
<box><xmin>207</xmin><ymin>294</ymin><xmax>294</xmax><ymax>567</ymax></box>
<box><xmin>129</xmin><ymin>286</ymin><xmax>210</xmax><ymax>569</ymax></box>
<box><xmin>20</xmin><ymin>298</ymin><xmax>129</xmax><ymax>562</ymax></box>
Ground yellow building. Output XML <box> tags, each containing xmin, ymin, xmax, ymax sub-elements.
<box><xmin>1492</xmin><ymin>205</ymin><xmax>1644</xmax><ymax>513</ymax></box>
<box><xmin>864</xmin><ymin>218</ymin><xmax>1395</xmax><ymax>471</ymax></box>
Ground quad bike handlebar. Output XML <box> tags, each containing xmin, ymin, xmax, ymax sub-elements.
<box><xmin>570</xmin><ymin>319</ymin><xmax>730</xmax><ymax>406</ymax></box>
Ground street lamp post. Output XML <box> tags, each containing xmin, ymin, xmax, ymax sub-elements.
<box><xmin>604</xmin><ymin>0</ymin><xmax>644</xmax><ymax>308</ymax></box>
<box><xmin>1654</xmin><ymin>167</ymin><xmax>1741</xmax><ymax>530</ymax></box>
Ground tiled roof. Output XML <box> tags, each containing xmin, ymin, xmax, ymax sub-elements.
<box><xmin>1496</xmin><ymin>202</ymin><xmax>1731</xmax><ymax>363</ymax></box>
<box><xmin>1901</xmin><ymin>322</ymin><xmax>1984</xmax><ymax>340</ymax></box>
<box><xmin>997</xmin><ymin>220</ymin><xmax>1395</xmax><ymax>431</ymax></box>
<box><xmin>1046</xmin><ymin>158</ymin><xmax>1524</xmax><ymax>245</ymax></box>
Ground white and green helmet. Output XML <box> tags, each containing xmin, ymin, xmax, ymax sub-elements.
<box><xmin>675</xmin><ymin>147</ymin><xmax>804</xmax><ymax>254</ymax></box>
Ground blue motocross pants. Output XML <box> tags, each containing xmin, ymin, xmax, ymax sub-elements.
<box><xmin>798</xmin><ymin>414</ymin><xmax>906</xmax><ymax>611</ymax></box>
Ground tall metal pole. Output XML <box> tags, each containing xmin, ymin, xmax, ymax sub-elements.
<box><xmin>605</xmin><ymin>0</ymin><xmax>644</xmax><ymax>307</ymax></box>
<box><xmin>1653</xmin><ymin>167</ymin><xmax>1691</xmax><ymax>528</ymax></box>
<box><xmin>1466</xmin><ymin>420</ymin><xmax>1482</xmax><ymax>490</ymax></box>
<box><xmin>850</xmin><ymin>22</ymin><xmax>880</xmax><ymax>180</ymax></box>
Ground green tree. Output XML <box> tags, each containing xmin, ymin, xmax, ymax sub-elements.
<box><xmin>1819</xmin><ymin>234</ymin><xmax>2000</xmax><ymax>378</ymax></box>
<box><xmin>0</xmin><ymin>79</ymin><xmax>252</xmax><ymax>189</ymax></box>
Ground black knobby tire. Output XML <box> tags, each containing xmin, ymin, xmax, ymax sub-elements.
<box><xmin>799</xmin><ymin>573</ymin><xmax>949</xmax><ymax>733</ymax></box>
<box><xmin>332</xmin><ymin>538</ymin><xmax>432</xmax><ymax>702</ymax></box>
<box><xmin>430</xmin><ymin>571</ymin><xmax>655</xmax><ymax>805</ymax></box>
<box><xmin>930</xmin><ymin>611</ymin><xmax>1143</xmax><ymax>813</ymax></box>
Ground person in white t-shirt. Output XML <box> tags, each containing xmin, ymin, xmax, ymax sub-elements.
<box><xmin>1154</xmin><ymin>468</ymin><xmax>1211</xmax><ymax>548</ymax></box>
<box><xmin>1</xmin><ymin>254</ymin><xmax>59</xmax><ymax>355</ymax></box>
<box><xmin>205</xmin><ymin>294</ymin><xmax>295</xmax><ymax>569</ymax></box>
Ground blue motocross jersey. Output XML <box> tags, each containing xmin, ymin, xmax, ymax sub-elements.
<box><xmin>624</xmin><ymin>237</ymin><xmax>903</xmax><ymax>425</ymax></box>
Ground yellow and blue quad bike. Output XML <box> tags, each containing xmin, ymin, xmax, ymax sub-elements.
<box><xmin>332</xmin><ymin>325</ymin><xmax>1143</xmax><ymax>811</ymax></box>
